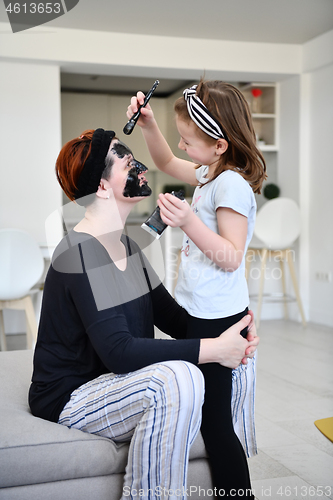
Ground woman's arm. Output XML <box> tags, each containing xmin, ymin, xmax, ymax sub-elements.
<box><xmin>127</xmin><ymin>92</ymin><xmax>198</xmax><ymax>185</ymax></box>
<box><xmin>157</xmin><ymin>193</ymin><xmax>247</xmax><ymax>271</ymax></box>
<box><xmin>151</xmin><ymin>280</ymin><xmax>259</xmax><ymax>368</ymax></box>
<box><xmin>150</xmin><ymin>282</ymin><xmax>259</xmax><ymax>368</ymax></box>
<box><xmin>150</xmin><ymin>283</ymin><xmax>188</xmax><ymax>339</ymax></box>
<box><xmin>151</xmin><ymin>284</ymin><xmax>259</xmax><ymax>364</ymax></box>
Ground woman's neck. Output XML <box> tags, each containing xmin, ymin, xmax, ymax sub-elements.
<box><xmin>74</xmin><ymin>198</ymin><xmax>132</xmax><ymax>271</ymax></box>
<box><xmin>74</xmin><ymin>197</ymin><xmax>131</xmax><ymax>241</ymax></box>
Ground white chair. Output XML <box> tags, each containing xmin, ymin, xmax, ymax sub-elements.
<box><xmin>245</xmin><ymin>198</ymin><xmax>306</xmax><ymax>328</ymax></box>
<box><xmin>0</xmin><ymin>229</ymin><xmax>44</xmax><ymax>350</ymax></box>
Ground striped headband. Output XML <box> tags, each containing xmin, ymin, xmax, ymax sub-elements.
<box><xmin>183</xmin><ymin>85</ymin><xmax>229</xmax><ymax>142</ymax></box>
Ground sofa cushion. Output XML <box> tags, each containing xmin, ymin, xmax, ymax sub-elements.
<box><xmin>0</xmin><ymin>350</ymin><xmax>207</xmax><ymax>489</ymax></box>
<box><xmin>0</xmin><ymin>350</ymin><xmax>129</xmax><ymax>488</ymax></box>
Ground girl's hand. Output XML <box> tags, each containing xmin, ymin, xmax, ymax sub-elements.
<box><xmin>126</xmin><ymin>91</ymin><xmax>155</xmax><ymax>129</ymax></box>
<box><xmin>157</xmin><ymin>192</ymin><xmax>194</xmax><ymax>229</ymax></box>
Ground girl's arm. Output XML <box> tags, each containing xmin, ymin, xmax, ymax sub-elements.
<box><xmin>127</xmin><ymin>92</ymin><xmax>198</xmax><ymax>185</ymax></box>
<box><xmin>158</xmin><ymin>193</ymin><xmax>247</xmax><ymax>271</ymax></box>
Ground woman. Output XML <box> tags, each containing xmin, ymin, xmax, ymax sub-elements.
<box><xmin>29</xmin><ymin>128</ymin><xmax>259</xmax><ymax>499</ymax></box>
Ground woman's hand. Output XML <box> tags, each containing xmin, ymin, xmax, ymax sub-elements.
<box><xmin>157</xmin><ymin>192</ymin><xmax>193</xmax><ymax>229</ymax></box>
<box><xmin>199</xmin><ymin>315</ymin><xmax>260</xmax><ymax>369</ymax></box>
<box><xmin>241</xmin><ymin>309</ymin><xmax>257</xmax><ymax>364</ymax></box>
<box><xmin>127</xmin><ymin>91</ymin><xmax>155</xmax><ymax>129</ymax></box>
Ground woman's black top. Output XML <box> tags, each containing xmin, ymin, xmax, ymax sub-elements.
<box><xmin>29</xmin><ymin>230</ymin><xmax>200</xmax><ymax>423</ymax></box>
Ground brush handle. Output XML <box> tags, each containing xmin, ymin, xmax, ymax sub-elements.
<box><xmin>123</xmin><ymin>80</ymin><xmax>159</xmax><ymax>135</ymax></box>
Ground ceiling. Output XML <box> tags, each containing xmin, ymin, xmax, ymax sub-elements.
<box><xmin>1</xmin><ymin>0</ymin><xmax>333</xmax><ymax>96</ymax></box>
<box><xmin>2</xmin><ymin>0</ymin><xmax>331</xmax><ymax>44</ymax></box>
<box><xmin>61</xmin><ymin>74</ymin><xmax>194</xmax><ymax>97</ymax></box>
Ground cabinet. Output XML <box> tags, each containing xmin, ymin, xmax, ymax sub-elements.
<box><xmin>61</xmin><ymin>92</ymin><xmax>168</xmax><ymax>170</ymax></box>
<box><xmin>240</xmin><ymin>83</ymin><xmax>278</xmax><ymax>152</ymax></box>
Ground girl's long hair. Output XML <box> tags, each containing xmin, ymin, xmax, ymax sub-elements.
<box><xmin>175</xmin><ymin>80</ymin><xmax>267</xmax><ymax>193</ymax></box>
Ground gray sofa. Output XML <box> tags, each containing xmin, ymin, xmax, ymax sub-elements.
<box><xmin>0</xmin><ymin>350</ymin><xmax>213</xmax><ymax>500</ymax></box>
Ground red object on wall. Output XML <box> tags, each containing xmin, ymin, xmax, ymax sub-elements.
<box><xmin>251</xmin><ymin>88</ymin><xmax>263</xmax><ymax>98</ymax></box>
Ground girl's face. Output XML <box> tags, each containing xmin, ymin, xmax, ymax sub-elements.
<box><xmin>176</xmin><ymin>117</ymin><xmax>218</xmax><ymax>166</ymax></box>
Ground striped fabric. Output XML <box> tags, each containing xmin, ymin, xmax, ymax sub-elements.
<box><xmin>58</xmin><ymin>360</ymin><xmax>204</xmax><ymax>500</ymax></box>
<box><xmin>183</xmin><ymin>85</ymin><xmax>229</xmax><ymax>141</ymax></box>
<box><xmin>232</xmin><ymin>352</ymin><xmax>257</xmax><ymax>458</ymax></box>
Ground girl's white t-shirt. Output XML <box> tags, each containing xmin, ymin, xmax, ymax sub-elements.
<box><xmin>175</xmin><ymin>166</ymin><xmax>256</xmax><ymax>319</ymax></box>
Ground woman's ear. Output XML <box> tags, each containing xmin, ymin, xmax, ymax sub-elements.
<box><xmin>215</xmin><ymin>138</ymin><xmax>228</xmax><ymax>156</ymax></box>
<box><xmin>96</xmin><ymin>180</ymin><xmax>110</xmax><ymax>200</ymax></box>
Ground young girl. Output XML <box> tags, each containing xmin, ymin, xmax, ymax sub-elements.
<box><xmin>127</xmin><ymin>80</ymin><xmax>266</xmax><ymax>498</ymax></box>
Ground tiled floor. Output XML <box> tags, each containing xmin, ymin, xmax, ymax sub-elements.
<box><xmin>248</xmin><ymin>320</ymin><xmax>333</xmax><ymax>500</ymax></box>
<box><xmin>5</xmin><ymin>319</ymin><xmax>333</xmax><ymax>499</ymax></box>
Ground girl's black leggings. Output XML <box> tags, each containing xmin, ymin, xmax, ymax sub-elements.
<box><xmin>186</xmin><ymin>308</ymin><xmax>254</xmax><ymax>499</ymax></box>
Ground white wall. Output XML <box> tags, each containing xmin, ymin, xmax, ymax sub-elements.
<box><xmin>0</xmin><ymin>23</ymin><xmax>302</xmax><ymax>82</ymax></box>
<box><xmin>0</xmin><ymin>61</ymin><xmax>63</xmax><ymax>335</ymax></box>
<box><xmin>293</xmin><ymin>30</ymin><xmax>333</xmax><ymax>327</ymax></box>
<box><xmin>307</xmin><ymin>63</ymin><xmax>333</xmax><ymax>325</ymax></box>
<box><xmin>0</xmin><ymin>61</ymin><xmax>63</xmax><ymax>247</ymax></box>
<box><xmin>278</xmin><ymin>77</ymin><xmax>301</xmax><ymax>203</ymax></box>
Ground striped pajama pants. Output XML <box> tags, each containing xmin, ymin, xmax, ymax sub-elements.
<box><xmin>232</xmin><ymin>352</ymin><xmax>257</xmax><ymax>458</ymax></box>
<box><xmin>58</xmin><ymin>361</ymin><xmax>205</xmax><ymax>500</ymax></box>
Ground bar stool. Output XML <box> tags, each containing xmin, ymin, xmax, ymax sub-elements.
<box><xmin>246</xmin><ymin>198</ymin><xmax>306</xmax><ymax>328</ymax></box>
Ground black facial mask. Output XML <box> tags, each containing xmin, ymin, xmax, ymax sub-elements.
<box><xmin>123</xmin><ymin>162</ymin><xmax>152</xmax><ymax>198</ymax></box>
<box><xmin>111</xmin><ymin>141</ymin><xmax>152</xmax><ymax>198</ymax></box>
<box><xmin>111</xmin><ymin>141</ymin><xmax>133</xmax><ymax>159</ymax></box>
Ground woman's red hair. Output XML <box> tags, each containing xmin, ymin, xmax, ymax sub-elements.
<box><xmin>55</xmin><ymin>130</ymin><xmax>94</xmax><ymax>201</ymax></box>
